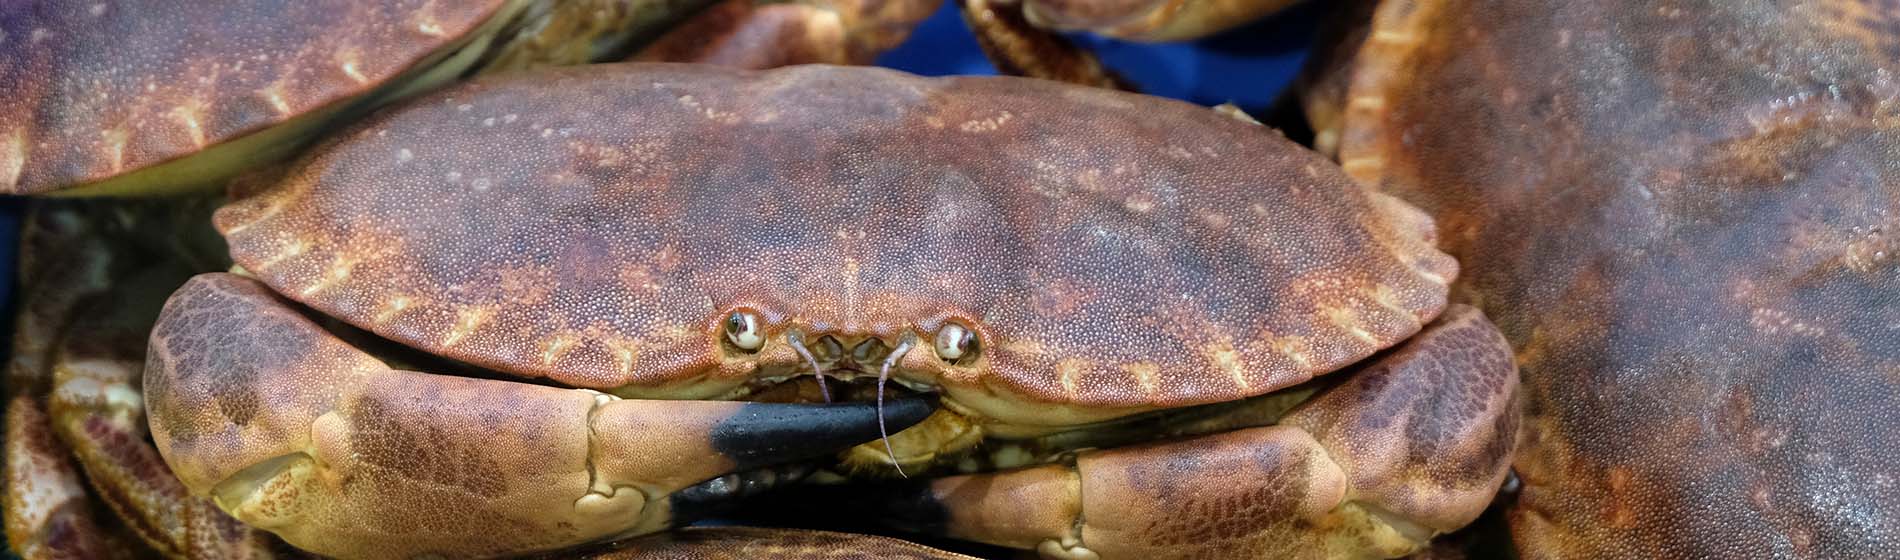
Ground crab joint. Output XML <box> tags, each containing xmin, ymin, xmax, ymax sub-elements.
<box><xmin>145</xmin><ymin>273</ymin><xmax>939</xmax><ymax>559</ymax></box>
<box><xmin>845</xmin><ymin>306</ymin><xmax>1520</xmax><ymax>559</ymax></box>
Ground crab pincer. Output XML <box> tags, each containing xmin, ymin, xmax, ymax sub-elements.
<box><xmin>132</xmin><ymin>62</ymin><xmax>1517</xmax><ymax>559</ymax></box>
<box><xmin>144</xmin><ymin>273</ymin><xmax>933</xmax><ymax>559</ymax></box>
<box><xmin>859</xmin><ymin>305</ymin><xmax>1519</xmax><ymax>559</ymax></box>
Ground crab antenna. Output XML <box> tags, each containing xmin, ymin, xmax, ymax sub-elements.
<box><xmin>786</xmin><ymin>331</ymin><xmax>832</xmax><ymax>403</ymax></box>
<box><xmin>877</xmin><ymin>336</ymin><xmax>915</xmax><ymax>478</ymax></box>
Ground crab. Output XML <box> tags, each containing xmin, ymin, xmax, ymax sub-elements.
<box><xmin>1</xmin><ymin>196</ymin><xmax>982</xmax><ymax>560</ymax></box>
<box><xmin>1300</xmin><ymin>0</ymin><xmax>1900</xmax><ymax>557</ymax></box>
<box><xmin>1</xmin><ymin>3</ymin><xmax>943</xmax><ymax>559</ymax></box>
<box><xmin>98</xmin><ymin>61</ymin><xmax>1523</xmax><ymax>560</ymax></box>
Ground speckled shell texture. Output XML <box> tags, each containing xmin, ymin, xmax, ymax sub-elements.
<box><xmin>0</xmin><ymin>0</ymin><xmax>509</xmax><ymax>194</ymax></box>
<box><xmin>1329</xmin><ymin>0</ymin><xmax>1900</xmax><ymax>557</ymax></box>
<box><xmin>216</xmin><ymin>62</ymin><xmax>1454</xmax><ymax>409</ymax></box>
<box><xmin>567</xmin><ymin>527</ymin><xmax>978</xmax><ymax>559</ymax></box>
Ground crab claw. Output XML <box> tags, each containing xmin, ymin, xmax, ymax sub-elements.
<box><xmin>143</xmin><ymin>273</ymin><xmax>933</xmax><ymax>560</ymax></box>
<box><xmin>865</xmin><ymin>305</ymin><xmax>1520</xmax><ymax>559</ymax></box>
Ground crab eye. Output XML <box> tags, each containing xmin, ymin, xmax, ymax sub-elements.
<box><xmin>724</xmin><ymin>311</ymin><xmax>764</xmax><ymax>351</ymax></box>
<box><xmin>934</xmin><ymin>322</ymin><xmax>978</xmax><ymax>364</ymax></box>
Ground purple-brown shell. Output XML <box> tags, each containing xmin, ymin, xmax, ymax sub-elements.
<box><xmin>1312</xmin><ymin>0</ymin><xmax>1900</xmax><ymax>557</ymax></box>
<box><xmin>566</xmin><ymin>527</ymin><xmax>979</xmax><ymax>559</ymax></box>
<box><xmin>0</xmin><ymin>0</ymin><xmax>512</xmax><ymax>194</ymax></box>
<box><xmin>215</xmin><ymin>62</ymin><xmax>1455</xmax><ymax>409</ymax></box>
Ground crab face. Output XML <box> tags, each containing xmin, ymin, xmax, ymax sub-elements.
<box><xmin>137</xmin><ymin>62</ymin><xmax>1521</xmax><ymax>559</ymax></box>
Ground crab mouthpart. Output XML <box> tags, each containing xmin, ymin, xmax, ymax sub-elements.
<box><xmin>784</xmin><ymin>331</ymin><xmax>833</xmax><ymax>403</ymax></box>
<box><xmin>741</xmin><ymin>330</ymin><xmax>938</xmax><ymax>477</ymax></box>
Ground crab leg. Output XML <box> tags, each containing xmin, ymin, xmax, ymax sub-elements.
<box><xmin>144</xmin><ymin>273</ymin><xmax>935</xmax><ymax>560</ymax></box>
<box><xmin>44</xmin><ymin>269</ymin><xmax>283</xmax><ymax>560</ymax></box>
<box><xmin>5</xmin><ymin>200</ymin><xmax>277</xmax><ymax>559</ymax></box>
<box><xmin>4</xmin><ymin>202</ymin><xmax>124</xmax><ymax>560</ymax></box>
<box><xmin>4</xmin><ymin>395</ymin><xmax>140</xmax><ymax>559</ymax></box>
<box><xmin>629</xmin><ymin>0</ymin><xmax>943</xmax><ymax>69</ymax></box>
<box><xmin>956</xmin><ymin>0</ymin><xmax>1133</xmax><ymax>90</ymax></box>
<box><xmin>875</xmin><ymin>306</ymin><xmax>1520</xmax><ymax>559</ymax></box>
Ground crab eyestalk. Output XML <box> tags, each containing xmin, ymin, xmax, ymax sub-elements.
<box><xmin>143</xmin><ymin>274</ymin><xmax>935</xmax><ymax>559</ymax></box>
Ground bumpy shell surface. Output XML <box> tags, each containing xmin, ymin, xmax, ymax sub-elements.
<box><xmin>1323</xmin><ymin>0</ymin><xmax>1900</xmax><ymax>557</ymax></box>
<box><xmin>216</xmin><ymin>62</ymin><xmax>1455</xmax><ymax>410</ymax></box>
<box><xmin>0</xmin><ymin>0</ymin><xmax>513</xmax><ymax>195</ymax></box>
<box><xmin>568</xmin><ymin>527</ymin><xmax>977</xmax><ymax>559</ymax></box>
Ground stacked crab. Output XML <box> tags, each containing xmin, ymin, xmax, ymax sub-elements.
<box><xmin>5</xmin><ymin>1</ymin><xmax>1895</xmax><ymax>560</ymax></box>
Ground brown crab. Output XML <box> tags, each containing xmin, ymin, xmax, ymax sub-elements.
<box><xmin>120</xmin><ymin>62</ymin><xmax>1521</xmax><ymax>559</ymax></box>
<box><xmin>5</xmin><ymin>197</ymin><xmax>977</xmax><ymax>555</ymax></box>
<box><xmin>1</xmin><ymin>196</ymin><xmax>987</xmax><ymax>560</ymax></box>
<box><xmin>1302</xmin><ymin>0</ymin><xmax>1900</xmax><ymax>557</ymax></box>
<box><xmin>1</xmin><ymin>3</ymin><xmax>948</xmax><ymax>557</ymax></box>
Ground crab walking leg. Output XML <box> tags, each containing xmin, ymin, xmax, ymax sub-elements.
<box><xmin>5</xmin><ymin>200</ymin><xmax>271</xmax><ymax>559</ymax></box>
<box><xmin>46</xmin><ymin>271</ymin><xmax>282</xmax><ymax>560</ymax></box>
<box><xmin>143</xmin><ymin>273</ymin><xmax>933</xmax><ymax>560</ymax></box>
<box><xmin>4</xmin><ymin>396</ymin><xmax>140</xmax><ymax>559</ymax></box>
<box><xmin>891</xmin><ymin>306</ymin><xmax>1520</xmax><ymax>559</ymax></box>
<box><xmin>956</xmin><ymin>0</ymin><xmax>1132</xmax><ymax>90</ymax></box>
<box><xmin>628</xmin><ymin>0</ymin><xmax>943</xmax><ymax>69</ymax></box>
<box><xmin>4</xmin><ymin>203</ymin><xmax>127</xmax><ymax>559</ymax></box>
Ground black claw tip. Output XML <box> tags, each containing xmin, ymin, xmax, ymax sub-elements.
<box><xmin>712</xmin><ymin>396</ymin><xmax>938</xmax><ymax>471</ymax></box>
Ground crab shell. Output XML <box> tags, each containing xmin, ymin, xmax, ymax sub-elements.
<box><xmin>1306</xmin><ymin>0</ymin><xmax>1900</xmax><ymax>557</ymax></box>
<box><xmin>207</xmin><ymin>61</ymin><xmax>1456</xmax><ymax>428</ymax></box>
<box><xmin>0</xmin><ymin>201</ymin><xmax>980</xmax><ymax>558</ymax></box>
<box><xmin>564</xmin><ymin>526</ymin><xmax>981</xmax><ymax>559</ymax></box>
<box><xmin>0</xmin><ymin>0</ymin><xmax>711</xmax><ymax>196</ymax></box>
<box><xmin>135</xmin><ymin>63</ymin><xmax>1496</xmax><ymax>558</ymax></box>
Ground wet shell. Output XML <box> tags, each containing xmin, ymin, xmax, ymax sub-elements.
<box><xmin>218</xmin><ymin>62</ymin><xmax>1455</xmax><ymax>410</ymax></box>
<box><xmin>1311</xmin><ymin>0</ymin><xmax>1900</xmax><ymax>556</ymax></box>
